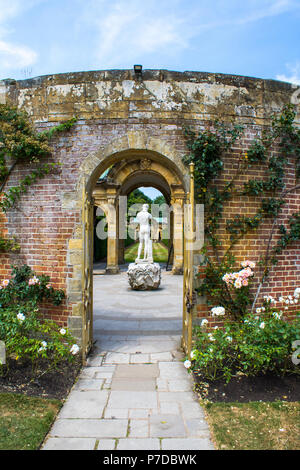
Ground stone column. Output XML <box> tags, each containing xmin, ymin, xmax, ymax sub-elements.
<box><xmin>93</xmin><ymin>185</ymin><xmax>120</xmax><ymax>274</ymax></box>
<box><xmin>105</xmin><ymin>188</ymin><xmax>119</xmax><ymax>274</ymax></box>
<box><xmin>171</xmin><ymin>190</ymin><xmax>185</xmax><ymax>274</ymax></box>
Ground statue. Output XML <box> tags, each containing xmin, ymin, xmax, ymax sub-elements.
<box><xmin>127</xmin><ymin>203</ymin><xmax>161</xmax><ymax>290</ymax></box>
<box><xmin>135</xmin><ymin>204</ymin><xmax>153</xmax><ymax>263</ymax></box>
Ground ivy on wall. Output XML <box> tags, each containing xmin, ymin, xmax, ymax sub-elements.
<box><xmin>183</xmin><ymin>104</ymin><xmax>300</xmax><ymax>320</ymax></box>
<box><xmin>0</xmin><ymin>103</ymin><xmax>76</xmax><ymax>252</ymax></box>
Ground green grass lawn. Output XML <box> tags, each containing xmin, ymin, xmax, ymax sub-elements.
<box><xmin>205</xmin><ymin>401</ymin><xmax>300</xmax><ymax>450</ymax></box>
<box><xmin>124</xmin><ymin>242</ymin><xmax>168</xmax><ymax>263</ymax></box>
<box><xmin>0</xmin><ymin>393</ymin><xmax>62</xmax><ymax>450</ymax></box>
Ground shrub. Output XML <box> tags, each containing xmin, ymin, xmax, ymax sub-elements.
<box><xmin>0</xmin><ymin>265</ymin><xmax>79</xmax><ymax>377</ymax></box>
<box><xmin>189</xmin><ymin>309</ymin><xmax>300</xmax><ymax>383</ymax></box>
<box><xmin>0</xmin><ymin>264</ymin><xmax>65</xmax><ymax>308</ymax></box>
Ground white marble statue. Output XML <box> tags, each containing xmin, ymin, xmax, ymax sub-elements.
<box><xmin>135</xmin><ymin>203</ymin><xmax>153</xmax><ymax>263</ymax></box>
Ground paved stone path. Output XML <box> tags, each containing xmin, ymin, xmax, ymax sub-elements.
<box><xmin>42</xmin><ymin>270</ymin><xmax>214</xmax><ymax>450</ymax></box>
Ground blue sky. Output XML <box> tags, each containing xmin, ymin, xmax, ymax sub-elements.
<box><xmin>0</xmin><ymin>0</ymin><xmax>299</xmax><ymax>84</ymax></box>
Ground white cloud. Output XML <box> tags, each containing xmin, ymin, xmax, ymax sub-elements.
<box><xmin>0</xmin><ymin>40</ymin><xmax>37</xmax><ymax>69</ymax></box>
<box><xmin>87</xmin><ymin>1</ymin><xmax>189</xmax><ymax>67</ymax></box>
<box><xmin>77</xmin><ymin>0</ymin><xmax>300</xmax><ymax>68</ymax></box>
<box><xmin>0</xmin><ymin>0</ymin><xmax>40</xmax><ymax>73</ymax></box>
<box><xmin>276</xmin><ymin>61</ymin><xmax>300</xmax><ymax>85</ymax></box>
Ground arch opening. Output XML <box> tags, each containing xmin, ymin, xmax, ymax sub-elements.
<box><xmin>91</xmin><ymin>150</ymin><xmax>185</xmax><ymax>274</ymax></box>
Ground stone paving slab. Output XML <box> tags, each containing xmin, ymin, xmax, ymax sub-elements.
<box><xmin>114</xmin><ymin>364</ymin><xmax>159</xmax><ymax>378</ymax></box>
<box><xmin>97</xmin><ymin>439</ymin><xmax>116</xmax><ymax>450</ymax></box>
<box><xmin>42</xmin><ymin>272</ymin><xmax>214</xmax><ymax>451</ymax></box>
<box><xmin>117</xmin><ymin>439</ymin><xmax>161</xmax><ymax>450</ymax></box>
<box><xmin>110</xmin><ymin>378</ymin><xmax>156</xmax><ymax>391</ymax></box>
<box><xmin>57</xmin><ymin>391</ymin><xmax>109</xmax><ymax>419</ymax></box>
<box><xmin>43</xmin><ymin>438</ymin><xmax>96</xmax><ymax>450</ymax></box>
<box><xmin>107</xmin><ymin>391</ymin><xmax>158</xmax><ymax>409</ymax></box>
<box><xmin>51</xmin><ymin>419</ymin><xmax>128</xmax><ymax>438</ymax></box>
<box><xmin>149</xmin><ymin>415</ymin><xmax>186</xmax><ymax>438</ymax></box>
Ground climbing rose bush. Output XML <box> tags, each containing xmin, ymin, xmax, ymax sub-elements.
<box><xmin>222</xmin><ymin>261</ymin><xmax>255</xmax><ymax>289</ymax></box>
<box><xmin>0</xmin><ymin>265</ymin><xmax>79</xmax><ymax>376</ymax></box>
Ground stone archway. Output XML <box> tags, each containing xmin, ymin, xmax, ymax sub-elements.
<box><xmin>65</xmin><ymin>131</ymin><xmax>189</xmax><ymax>343</ymax></box>
<box><xmin>92</xmin><ymin>156</ymin><xmax>186</xmax><ymax>274</ymax></box>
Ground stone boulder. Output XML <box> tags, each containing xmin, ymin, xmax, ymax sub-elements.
<box><xmin>127</xmin><ymin>262</ymin><xmax>161</xmax><ymax>290</ymax></box>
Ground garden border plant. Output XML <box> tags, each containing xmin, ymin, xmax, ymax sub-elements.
<box><xmin>0</xmin><ymin>104</ymin><xmax>79</xmax><ymax>379</ymax></box>
<box><xmin>0</xmin><ymin>103</ymin><xmax>77</xmax><ymax>251</ymax></box>
<box><xmin>182</xmin><ymin>104</ymin><xmax>300</xmax><ymax>380</ymax></box>
<box><xmin>0</xmin><ymin>264</ymin><xmax>80</xmax><ymax>380</ymax></box>
<box><xmin>182</xmin><ymin>103</ymin><xmax>300</xmax><ymax>320</ymax></box>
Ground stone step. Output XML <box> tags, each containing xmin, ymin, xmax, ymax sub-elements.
<box><xmin>93</xmin><ymin>314</ymin><xmax>181</xmax><ymax>321</ymax></box>
<box><xmin>94</xmin><ymin>319</ymin><xmax>182</xmax><ymax>332</ymax></box>
<box><xmin>93</xmin><ymin>329</ymin><xmax>181</xmax><ymax>336</ymax></box>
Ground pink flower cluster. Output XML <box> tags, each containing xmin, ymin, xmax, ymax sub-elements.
<box><xmin>0</xmin><ymin>279</ymin><xmax>10</xmax><ymax>289</ymax></box>
<box><xmin>28</xmin><ymin>276</ymin><xmax>40</xmax><ymax>286</ymax></box>
<box><xmin>222</xmin><ymin>261</ymin><xmax>255</xmax><ymax>289</ymax></box>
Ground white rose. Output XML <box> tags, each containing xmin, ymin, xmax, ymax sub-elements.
<box><xmin>184</xmin><ymin>360</ymin><xmax>191</xmax><ymax>369</ymax></box>
<box><xmin>190</xmin><ymin>350</ymin><xmax>197</xmax><ymax>360</ymax></box>
<box><xmin>294</xmin><ymin>287</ymin><xmax>300</xmax><ymax>297</ymax></box>
<box><xmin>70</xmin><ymin>344</ymin><xmax>79</xmax><ymax>355</ymax></box>
<box><xmin>259</xmin><ymin>322</ymin><xmax>265</xmax><ymax>329</ymax></box>
<box><xmin>17</xmin><ymin>312</ymin><xmax>25</xmax><ymax>323</ymax></box>
<box><xmin>60</xmin><ymin>328</ymin><xmax>66</xmax><ymax>335</ymax></box>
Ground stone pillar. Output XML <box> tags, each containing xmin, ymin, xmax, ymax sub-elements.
<box><xmin>105</xmin><ymin>189</ymin><xmax>119</xmax><ymax>274</ymax></box>
<box><xmin>171</xmin><ymin>190</ymin><xmax>185</xmax><ymax>274</ymax></box>
<box><xmin>93</xmin><ymin>185</ymin><xmax>120</xmax><ymax>274</ymax></box>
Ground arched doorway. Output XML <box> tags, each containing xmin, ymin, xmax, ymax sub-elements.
<box><xmin>92</xmin><ymin>155</ymin><xmax>186</xmax><ymax>274</ymax></box>
<box><xmin>68</xmin><ymin>132</ymin><xmax>201</xmax><ymax>363</ymax></box>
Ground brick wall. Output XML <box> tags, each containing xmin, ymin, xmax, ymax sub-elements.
<box><xmin>0</xmin><ymin>70</ymin><xmax>299</xmax><ymax>331</ymax></box>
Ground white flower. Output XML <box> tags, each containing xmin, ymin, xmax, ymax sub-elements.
<box><xmin>272</xmin><ymin>312</ymin><xmax>282</xmax><ymax>320</ymax></box>
<box><xmin>70</xmin><ymin>344</ymin><xmax>79</xmax><ymax>355</ymax></box>
<box><xmin>201</xmin><ymin>319</ymin><xmax>208</xmax><ymax>327</ymax></box>
<box><xmin>226</xmin><ymin>336</ymin><xmax>233</xmax><ymax>342</ymax></box>
<box><xmin>209</xmin><ymin>348</ymin><xmax>214</xmax><ymax>353</ymax></box>
<box><xmin>38</xmin><ymin>341</ymin><xmax>47</xmax><ymax>353</ymax></box>
<box><xmin>261</xmin><ymin>307</ymin><xmax>265</xmax><ymax>311</ymax></box>
<box><xmin>264</xmin><ymin>295</ymin><xmax>275</xmax><ymax>303</ymax></box>
<box><xmin>60</xmin><ymin>328</ymin><xmax>66</xmax><ymax>335</ymax></box>
<box><xmin>285</xmin><ymin>299</ymin><xmax>290</xmax><ymax>305</ymax></box>
<box><xmin>211</xmin><ymin>306</ymin><xmax>225</xmax><ymax>316</ymax></box>
<box><xmin>259</xmin><ymin>322</ymin><xmax>265</xmax><ymax>329</ymax></box>
<box><xmin>208</xmin><ymin>333</ymin><xmax>216</xmax><ymax>342</ymax></box>
<box><xmin>256</xmin><ymin>308</ymin><xmax>261</xmax><ymax>314</ymax></box>
<box><xmin>294</xmin><ymin>287</ymin><xmax>300</xmax><ymax>297</ymax></box>
<box><xmin>190</xmin><ymin>350</ymin><xmax>197</xmax><ymax>360</ymax></box>
<box><xmin>184</xmin><ymin>360</ymin><xmax>191</xmax><ymax>369</ymax></box>
<box><xmin>214</xmin><ymin>326</ymin><xmax>219</xmax><ymax>329</ymax></box>
<box><xmin>279</xmin><ymin>297</ymin><xmax>284</xmax><ymax>302</ymax></box>
<box><xmin>17</xmin><ymin>312</ymin><xmax>25</xmax><ymax>323</ymax></box>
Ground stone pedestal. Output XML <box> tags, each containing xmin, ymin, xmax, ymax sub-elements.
<box><xmin>127</xmin><ymin>262</ymin><xmax>161</xmax><ymax>290</ymax></box>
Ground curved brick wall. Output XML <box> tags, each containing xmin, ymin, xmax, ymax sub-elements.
<box><xmin>0</xmin><ymin>69</ymin><xmax>299</xmax><ymax>333</ymax></box>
